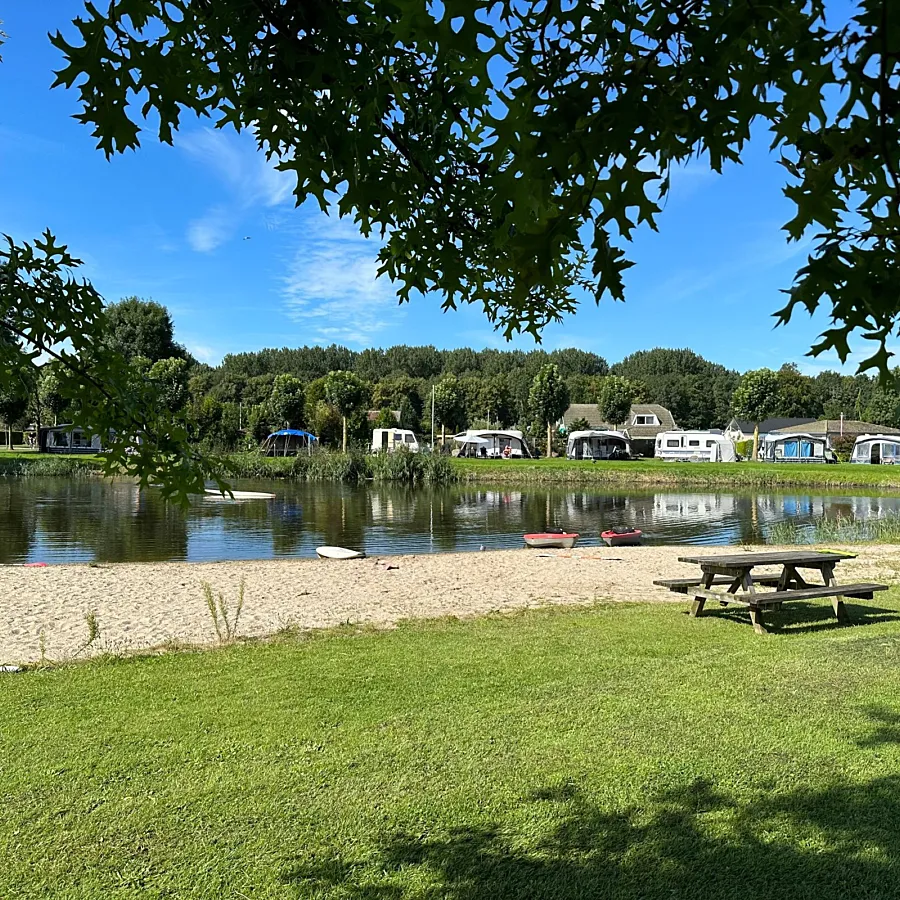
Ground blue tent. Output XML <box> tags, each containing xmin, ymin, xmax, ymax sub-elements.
<box><xmin>261</xmin><ymin>429</ymin><xmax>318</xmax><ymax>456</ymax></box>
<box><xmin>270</xmin><ymin>429</ymin><xmax>318</xmax><ymax>441</ymax></box>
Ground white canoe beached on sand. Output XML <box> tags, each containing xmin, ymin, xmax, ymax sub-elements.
<box><xmin>523</xmin><ymin>532</ymin><xmax>580</xmax><ymax>549</ymax></box>
<box><xmin>316</xmin><ymin>546</ymin><xmax>367</xmax><ymax>560</ymax></box>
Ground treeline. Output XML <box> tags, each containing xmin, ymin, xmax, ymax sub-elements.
<box><xmin>6</xmin><ymin>298</ymin><xmax>900</xmax><ymax>453</ymax></box>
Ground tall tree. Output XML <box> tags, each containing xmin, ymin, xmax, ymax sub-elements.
<box><xmin>38</xmin><ymin>364</ymin><xmax>66</xmax><ymax>426</ymax></box>
<box><xmin>597</xmin><ymin>377</ymin><xmax>636</xmax><ymax>429</ymax></box>
<box><xmin>0</xmin><ymin>379</ymin><xmax>28</xmax><ymax>450</ymax></box>
<box><xmin>732</xmin><ymin>369</ymin><xmax>780</xmax><ymax>460</ymax></box>
<box><xmin>148</xmin><ymin>357</ymin><xmax>190</xmax><ymax>412</ymax></box>
<box><xmin>433</xmin><ymin>376</ymin><xmax>464</xmax><ymax>447</ymax></box>
<box><xmin>268</xmin><ymin>373</ymin><xmax>306</xmax><ymax>430</ymax></box>
<box><xmin>104</xmin><ymin>297</ymin><xmax>183</xmax><ymax>363</ymax></box>
<box><xmin>529</xmin><ymin>364</ymin><xmax>569</xmax><ymax>458</ymax></box>
<box><xmin>323</xmin><ymin>371</ymin><xmax>367</xmax><ymax>452</ymax></box>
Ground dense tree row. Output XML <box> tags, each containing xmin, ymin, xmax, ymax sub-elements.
<box><xmin>6</xmin><ymin>299</ymin><xmax>900</xmax><ymax>454</ymax></box>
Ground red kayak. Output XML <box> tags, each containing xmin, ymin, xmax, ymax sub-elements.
<box><xmin>602</xmin><ymin>528</ymin><xmax>643</xmax><ymax>547</ymax></box>
<box><xmin>524</xmin><ymin>532</ymin><xmax>580</xmax><ymax>549</ymax></box>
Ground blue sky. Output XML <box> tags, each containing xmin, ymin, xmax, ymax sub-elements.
<box><xmin>0</xmin><ymin>0</ymin><xmax>857</xmax><ymax>373</ymax></box>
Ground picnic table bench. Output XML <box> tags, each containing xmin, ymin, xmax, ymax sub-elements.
<box><xmin>654</xmin><ymin>550</ymin><xmax>888</xmax><ymax>635</ymax></box>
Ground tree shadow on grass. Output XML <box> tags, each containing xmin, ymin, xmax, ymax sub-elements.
<box><xmin>282</xmin><ymin>777</ymin><xmax>900</xmax><ymax>899</ymax></box>
<box><xmin>696</xmin><ymin>601</ymin><xmax>900</xmax><ymax>635</ymax></box>
<box><xmin>858</xmin><ymin>705</ymin><xmax>900</xmax><ymax>747</ymax></box>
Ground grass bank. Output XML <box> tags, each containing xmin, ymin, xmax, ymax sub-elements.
<box><xmin>452</xmin><ymin>456</ymin><xmax>900</xmax><ymax>490</ymax></box>
<box><xmin>3</xmin><ymin>599</ymin><xmax>900</xmax><ymax>898</ymax></box>
<box><xmin>0</xmin><ymin>452</ymin><xmax>104</xmax><ymax>477</ymax></box>
<box><xmin>7</xmin><ymin>449</ymin><xmax>900</xmax><ymax>492</ymax></box>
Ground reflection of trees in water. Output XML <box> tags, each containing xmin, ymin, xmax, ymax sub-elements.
<box><xmin>8</xmin><ymin>479</ymin><xmax>189</xmax><ymax>562</ymax></box>
<box><xmin>0</xmin><ymin>482</ymin><xmax>36</xmax><ymax>563</ymax></box>
<box><xmin>38</xmin><ymin>479</ymin><xmax>187</xmax><ymax>562</ymax></box>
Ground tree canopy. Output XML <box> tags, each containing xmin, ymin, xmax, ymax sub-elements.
<box><xmin>597</xmin><ymin>377</ymin><xmax>636</xmax><ymax>428</ymax></box>
<box><xmin>529</xmin><ymin>364</ymin><xmax>569</xmax><ymax>457</ymax></box>
<box><xmin>104</xmin><ymin>298</ymin><xmax>185</xmax><ymax>364</ymax></box>
<box><xmin>51</xmin><ymin>0</ymin><xmax>900</xmax><ymax>376</ymax></box>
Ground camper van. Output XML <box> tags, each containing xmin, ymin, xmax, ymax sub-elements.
<box><xmin>654</xmin><ymin>430</ymin><xmax>737</xmax><ymax>462</ymax></box>
<box><xmin>371</xmin><ymin>428</ymin><xmax>420</xmax><ymax>453</ymax></box>
<box><xmin>566</xmin><ymin>430</ymin><xmax>631</xmax><ymax>460</ymax></box>
<box><xmin>850</xmin><ymin>434</ymin><xmax>900</xmax><ymax>464</ymax></box>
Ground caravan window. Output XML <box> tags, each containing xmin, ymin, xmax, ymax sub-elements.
<box><xmin>404</xmin><ymin>434</ymin><xmax>415</xmax><ymax>443</ymax></box>
<box><xmin>883</xmin><ymin>443</ymin><xmax>899</xmax><ymax>459</ymax></box>
<box><xmin>666</xmin><ymin>439</ymin><xmax>680</xmax><ymax>448</ymax></box>
<box><xmin>688</xmin><ymin>439</ymin><xmax>700</xmax><ymax>447</ymax></box>
<box><xmin>800</xmin><ymin>441</ymin><xmax>814</xmax><ymax>458</ymax></box>
<box><xmin>706</xmin><ymin>440</ymin><xmax>716</xmax><ymax>448</ymax></box>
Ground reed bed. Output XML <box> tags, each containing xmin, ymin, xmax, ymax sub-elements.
<box><xmin>767</xmin><ymin>514</ymin><xmax>900</xmax><ymax>545</ymax></box>
<box><xmin>226</xmin><ymin>448</ymin><xmax>454</xmax><ymax>485</ymax></box>
<box><xmin>0</xmin><ymin>456</ymin><xmax>104</xmax><ymax>477</ymax></box>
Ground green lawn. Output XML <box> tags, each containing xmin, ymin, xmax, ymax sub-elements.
<box><xmin>3</xmin><ymin>599</ymin><xmax>900</xmax><ymax>898</ymax></box>
<box><xmin>452</xmin><ymin>456</ymin><xmax>900</xmax><ymax>490</ymax></box>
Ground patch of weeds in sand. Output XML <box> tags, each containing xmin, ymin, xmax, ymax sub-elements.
<box><xmin>33</xmin><ymin>612</ymin><xmax>102</xmax><ymax>668</ymax></box>
<box><xmin>202</xmin><ymin>578</ymin><xmax>245</xmax><ymax>643</ymax></box>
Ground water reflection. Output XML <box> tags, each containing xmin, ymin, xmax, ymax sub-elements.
<box><xmin>2</xmin><ymin>478</ymin><xmax>900</xmax><ymax>564</ymax></box>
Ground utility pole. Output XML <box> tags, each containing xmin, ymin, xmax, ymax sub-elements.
<box><xmin>431</xmin><ymin>384</ymin><xmax>435</xmax><ymax>449</ymax></box>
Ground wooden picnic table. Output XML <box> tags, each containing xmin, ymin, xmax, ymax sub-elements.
<box><xmin>654</xmin><ymin>550</ymin><xmax>888</xmax><ymax>635</ymax></box>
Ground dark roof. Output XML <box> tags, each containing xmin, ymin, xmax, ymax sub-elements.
<box><xmin>770</xmin><ymin>419</ymin><xmax>900</xmax><ymax>436</ymax></box>
<box><xmin>366</xmin><ymin>409</ymin><xmax>401</xmax><ymax>423</ymax></box>
<box><xmin>561</xmin><ymin>403</ymin><xmax>675</xmax><ymax>436</ymax></box>
<box><xmin>728</xmin><ymin>417</ymin><xmax>816</xmax><ymax>434</ymax></box>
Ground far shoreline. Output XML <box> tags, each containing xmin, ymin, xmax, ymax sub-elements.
<box><xmin>5</xmin><ymin>449</ymin><xmax>900</xmax><ymax>492</ymax></box>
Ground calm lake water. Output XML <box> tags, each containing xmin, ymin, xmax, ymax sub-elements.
<box><xmin>2</xmin><ymin>477</ymin><xmax>900</xmax><ymax>564</ymax></box>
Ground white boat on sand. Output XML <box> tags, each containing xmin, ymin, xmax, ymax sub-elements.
<box><xmin>523</xmin><ymin>532</ymin><xmax>580</xmax><ymax>549</ymax></box>
<box><xmin>316</xmin><ymin>546</ymin><xmax>367</xmax><ymax>560</ymax></box>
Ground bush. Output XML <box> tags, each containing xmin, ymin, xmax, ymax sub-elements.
<box><xmin>831</xmin><ymin>433</ymin><xmax>856</xmax><ymax>462</ymax></box>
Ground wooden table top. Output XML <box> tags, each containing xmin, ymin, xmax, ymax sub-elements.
<box><xmin>677</xmin><ymin>550</ymin><xmax>857</xmax><ymax>567</ymax></box>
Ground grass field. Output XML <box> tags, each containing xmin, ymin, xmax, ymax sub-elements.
<box><xmin>451</xmin><ymin>456</ymin><xmax>900</xmax><ymax>490</ymax></box>
<box><xmin>3</xmin><ymin>599</ymin><xmax>900</xmax><ymax>898</ymax></box>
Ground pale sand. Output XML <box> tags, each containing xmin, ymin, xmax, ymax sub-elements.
<box><xmin>2</xmin><ymin>545</ymin><xmax>899</xmax><ymax>664</ymax></box>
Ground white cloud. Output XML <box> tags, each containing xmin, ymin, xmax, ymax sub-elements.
<box><xmin>187</xmin><ymin>205</ymin><xmax>233</xmax><ymax>253</ymax></box>
<box><xmin>186</xmin><ymin>343</ymin><xmax>218</xmax><ymax>364</ymax></box>
<box><xmin>280</xmin><ymin>213</ymin><xmax>404</xmax><ymax>345</ymax></box>
<box><xmin>178</xmin><ymin>128</ymin><xmax>294</xmax><ymax>252</ymax></box>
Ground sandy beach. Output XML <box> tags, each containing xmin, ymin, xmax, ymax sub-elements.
<box><xmin>2</xmin><ymin>545</ymin><xmax>898</xmax><ymax>664</ymax></box>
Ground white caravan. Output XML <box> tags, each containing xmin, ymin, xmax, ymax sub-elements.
<box><xmin>655</xmin><ymin>430</ymin><xmax>737</xmax><ymax>462</ymax></box>
<box><xmin>453</xmin><ymin>430</ymin><xmax>534</xmax><ymax>459</ymax></box>
<box><xmin>566</xmin><ymin>430</ymin><xmax>631</xmax><ymax>460</ymax></box>
<box><xmin>371</xmin><ymin>428</ymin><xmax>420</xmax><ymax>453</ymax></box>
<box><xmin>850</xmin><ymin>434</ymin><xmax>900</xmax><ymax>464</ymax></box>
